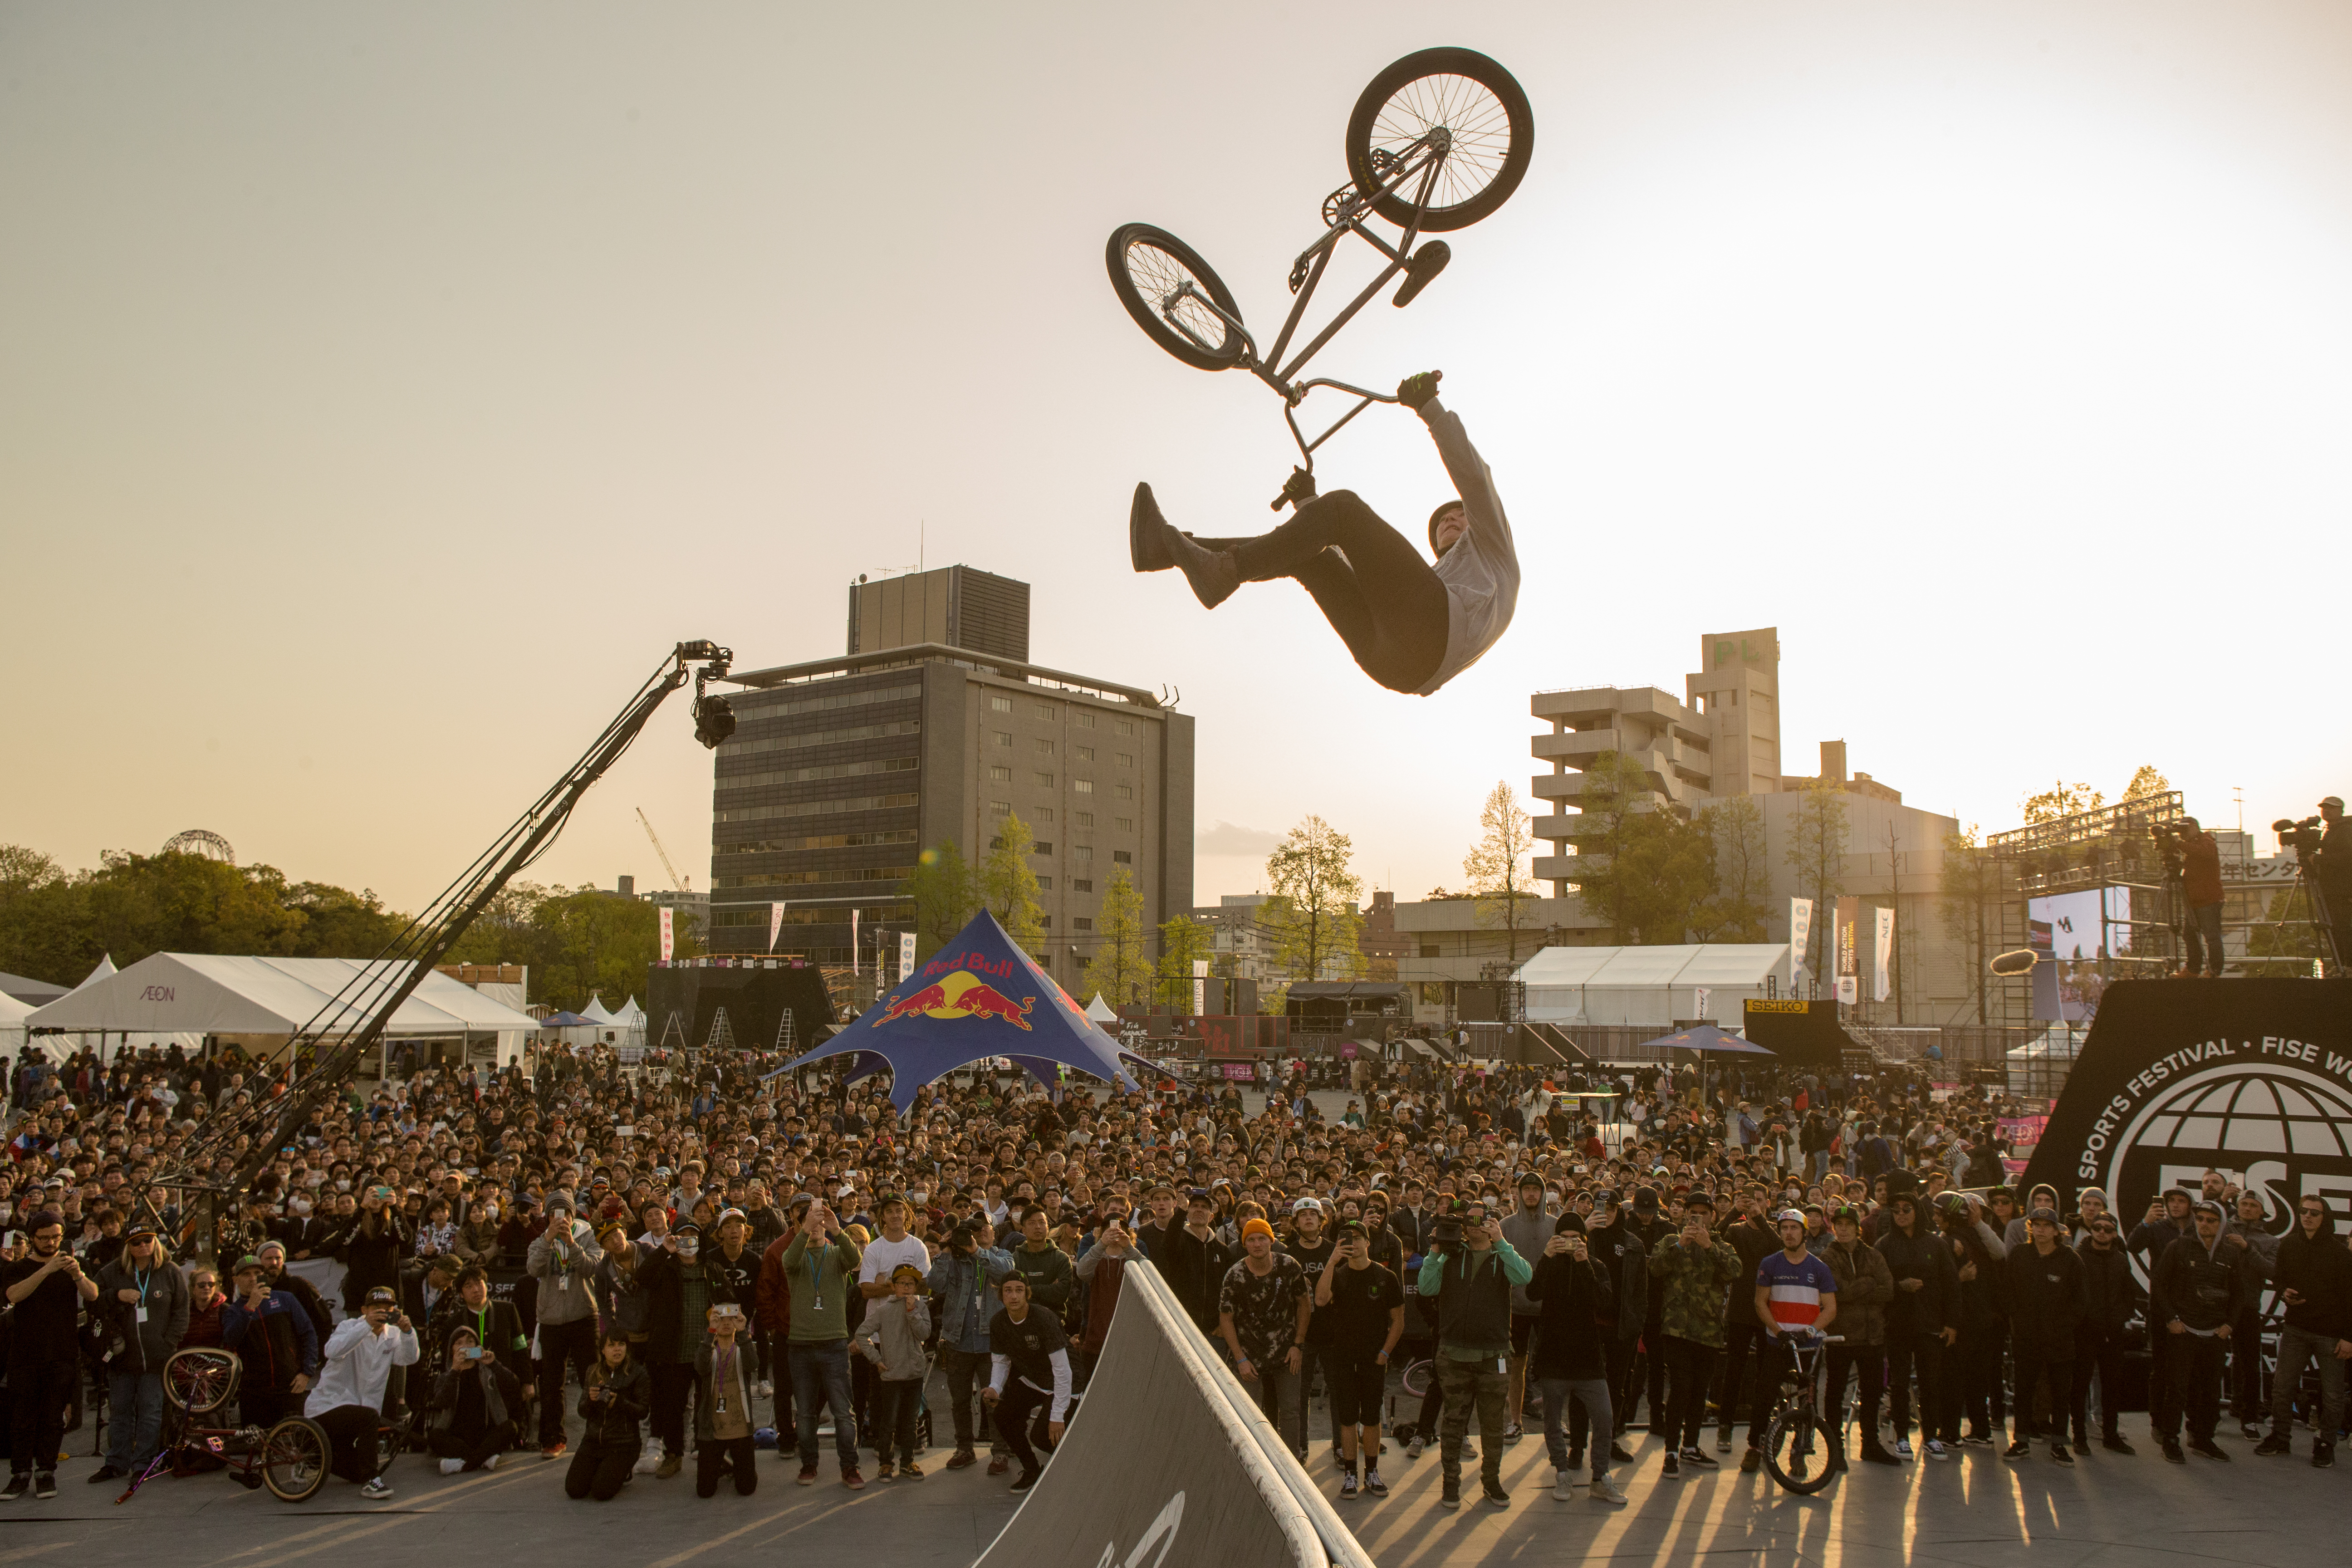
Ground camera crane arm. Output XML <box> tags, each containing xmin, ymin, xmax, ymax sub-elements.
<box><xmin>152</xmin><ymin>640</ymin><xmax>735</xmax><ymax>1231</ymax></box>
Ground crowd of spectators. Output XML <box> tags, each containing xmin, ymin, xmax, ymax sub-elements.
<box><xmin>0</xmin><ymin>1034</ymin><xmax>2342</xmax><ymax>1514</ymax></box>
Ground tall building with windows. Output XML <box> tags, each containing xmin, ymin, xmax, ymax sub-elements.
<box><xmin>1530</xmin><ymin>627</ymin><xmax>1783</xmax><ymax>887</ymax></box>
<box><xmin>704</xmin><ymin>567</ymin><xmax>1194</xmax><ymax>980</ymax></box>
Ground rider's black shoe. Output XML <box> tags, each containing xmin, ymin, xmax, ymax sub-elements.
<box><xmin>1130</xmin><ymin>484</ymin><xmax>1175</xmax><ymax>573</ymax></box>
<box><xmin>1165</xmin><ymin>528</ymin><xmax>1239</xmax><ymax>610</ymax></box>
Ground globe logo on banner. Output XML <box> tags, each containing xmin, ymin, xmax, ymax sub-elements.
<box><xmin>2097</xmin><ymin>1063</ymin><xmax>2352</xmax><ymax>1285</ymax></box>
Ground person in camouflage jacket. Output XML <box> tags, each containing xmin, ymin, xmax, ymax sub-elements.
<box><xmin>1645</xmin><ymin>1193</ymin><xmax>1744</xmax><ymax>1467</ymax></box>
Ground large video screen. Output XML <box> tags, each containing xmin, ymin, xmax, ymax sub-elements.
<box><xmin>2027</xmin><ymin>886</ymin><xmax>2133</xmax><ymax>1021</ymax></box>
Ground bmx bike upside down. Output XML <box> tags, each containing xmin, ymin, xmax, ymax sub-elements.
<box><xmin>114</xmin><ymin>1348</ymin><xmax>398</xmax><ymax>1505</ymax></box>
<box><xmin>1106</xmin><ymin>47</ymin><xmax>1534</xmax><ymax>510</ymax></box>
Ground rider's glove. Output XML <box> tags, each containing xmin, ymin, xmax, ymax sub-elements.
<box><xmin>1396</xmin><ymin>370</ymin><xmax>1443</xmax><ymax>412</ymax></box>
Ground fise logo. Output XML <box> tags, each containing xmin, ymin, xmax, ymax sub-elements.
<box><xmin>2093</xmin><ymin>1063</ymin><xmax>2352</xmax><ymax>1285</ymax></box>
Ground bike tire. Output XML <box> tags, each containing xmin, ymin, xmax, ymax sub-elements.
<box><xmin>260</xmin><ymin>1416</ymin><xmax>332</xmax><ymax>1503</ymax></box>
<box><xmin>1400</xmin><ymin>1358</ymin><xmax>1433</xmax><ymax>1400</ymax></box>
<box><xmin>164</xmin><ymin>1348</ymin><xmax>238</xmax><ymax>1415</ymax></box>
<box><xmin>1346</xmin><ymin>48</ymin><xmax>1534</xmax><ymax>233</ymax></box>
<box><xmin>1105</xmin><ymin>223</ymin><xmax>1245</xmax><ymax>372</ymax></box>
<box><xmin>1763</xmin><ymin>1399</ymin><xmax>1835</xmax><ymax>1495</ymax></box>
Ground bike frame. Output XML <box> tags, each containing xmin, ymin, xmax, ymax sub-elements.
<box><xmin>1152</xmin><ymin>129</ymin><xmax>1456</xmax><ymax>479</ymax></box>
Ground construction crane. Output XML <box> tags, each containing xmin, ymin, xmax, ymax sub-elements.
<box><xmin>637</xmin><ymin>806</ymin><xmax>691</xmax><ymax>892</ymax></box>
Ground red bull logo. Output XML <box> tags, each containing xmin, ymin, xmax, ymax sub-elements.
<box><xmin>872</xmin><ymin>970</ymin><xmax>1034</xmax><ymax>1031</ymax></box>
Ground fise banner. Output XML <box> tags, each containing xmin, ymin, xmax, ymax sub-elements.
<box><xmin>2023</xmin><ymin>979</ymin><xmax>2352</xmax><ymax>1277</ymax></box>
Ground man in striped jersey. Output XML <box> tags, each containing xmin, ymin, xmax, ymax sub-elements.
<box><xmin>1738</xmin><ymin>1210</ymin><xmax>1839</xmax><ymax>1473</ymax></box>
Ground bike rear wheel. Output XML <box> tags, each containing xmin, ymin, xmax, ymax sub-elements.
<box><xmin>260</xmin><ymin>1416</ymin><xmax>332</xmax><ymax>1502</ymax></box>
<box><xmin>1399</xmin><ymin>1357</ymin><xmax>1433</xmax><ymax>1400</ymax></box>
<box><xmin>1105</xmin><ymin>223</ymin><xmax>1245</xmax><ymax>371</ymax></box>
<box><xmin>1346</xmin><ymin>48</ymin><xmax>1533</xmax><ymax>233</ymax></box>
<box><xmin>165</xmin><ymin>1348</ymin><xmax>238</xmax><ymax>1415</ymax></box>
<box><xmin>1763</xmin><ymin>1396</ymin><xmax>1835</xmax><ymax>1494</ymax></box>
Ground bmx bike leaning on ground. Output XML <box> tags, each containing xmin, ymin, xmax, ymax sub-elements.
<box><xmin>1106</xmin><ymin>47</ymin><xmax>1533</xmax><ymax>509</ymax></box>
<box><xmin>114</xmin><ymin>1348</ymin><xmax>398</xmax><ymax>1504</ymax></box>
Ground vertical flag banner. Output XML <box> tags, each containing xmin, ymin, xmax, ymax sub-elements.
<box><xmin>1835</xmin><ymin>975</ymin><xmax>1859</xmax><ymax>1005</ymax></box>
<box><xmin>1693</xmin><ymin>985</ymin><xmax>1712</xmax><ymax>1021</ymax></box>
<box><xmin>659</xmin><ymin>906</ymin><xmax>675</xmax><ymax>962</ymax></box>
<box><xmin>898</xmin><ymin>930</ymin><xmax>916</xmax><ymax>984</ymax></box>
<box><xmin>1835</xmin><ymin>897</ymin><xmax>1860</xmax><ymax>978</ymax></box>
<box><xmin>769</xmin><ymin>902</ymin><xmax>787</xmax><ymax>953</ymax></box>
<box><xmin>851</xmin><ymin>908</ymin><xmax>861</xmax><ymax>975</ymax></box>
<box><xmin>1192</xmin><ymin>959</ymin><xmax>1209</xmax><ymax>1016</ymax></box>
<box><xmin>1873</xmin><ymin>907</ymin><xmax>1895</xmax><ymax>1002</ymax></box>
<box><xmin>1788</xmin><ymin>898</ymin><xmax>1813</xmax><ymax>967</ymax></box>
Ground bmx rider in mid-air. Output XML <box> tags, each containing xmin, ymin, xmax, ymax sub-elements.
<box><xmin>1129</xmin><ymin>371</ymin><xmax>1519</xmax><ymax>696</ymax></box>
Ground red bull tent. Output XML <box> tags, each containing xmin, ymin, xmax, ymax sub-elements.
<box><xmin>769</xmin><ymin>911</ymin><xmax>1152</xmax><ymax>1116</ymax></box>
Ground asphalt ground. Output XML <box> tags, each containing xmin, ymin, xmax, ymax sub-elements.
<box><xmin>11</xmin><ymin>1379</ymin><xmax>2343</xmax><ymax>1568</ymax></box>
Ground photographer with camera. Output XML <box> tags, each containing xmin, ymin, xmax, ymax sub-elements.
<box><xmin>2176</xmin><ymin>817</ymin><xmax>2226</xmax><ymax>979</ymax></box>
<box><xmin>2318</xmin><ymin>797</ymin><xmax>2349</xmax><ymax>960</ymax></box>
<box><xmin>1416</xmin><ymin>1200</ymin><xmax>1533</xmax><ymax>1510</ymax></box>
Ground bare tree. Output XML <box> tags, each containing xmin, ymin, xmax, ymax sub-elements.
<box><xmin>1462</xmin><ymin>781</ymin><xmax>1540</xmax><ymax>965</ymax></box>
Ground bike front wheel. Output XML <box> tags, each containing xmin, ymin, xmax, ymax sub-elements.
<box><xmin>260</xmin><ymin>1416</ymin><xmax>332</xmax><ymax>1502</ymax></box>
<box><xmin>1346</xmin><ymin>48</ymin><xmax>1534</xmax><ymax>233</ymax></box>
<box><xmin>1762</xmin><ymin>1397</ymin><xmax>1835</xmax><ymax>1495</ymax></box>
<box><xmin>1399</xmin><ymin>1357</ymin><xmax>1434</xmax><ymax>1400</ymax></box>
<box><xmin>1105</xmin><ymin>223</ymin><xmax>1246</xmax><ymax>371</ymax></box>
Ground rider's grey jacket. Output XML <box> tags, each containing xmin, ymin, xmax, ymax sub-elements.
<box><xmin>1415</xmin><ymin>395</ymin><xmax>1519</xmax><ymax>695</ymax></box>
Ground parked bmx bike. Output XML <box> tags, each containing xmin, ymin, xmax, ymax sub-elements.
<box><xmin>1106</xmin><ymin>47</ymin><xmax>1533</xmax><ymax>508</ymax></box>
<box><xmin>114</xmin><ymin>1347</ymin><xmax>386</xmax><ymax>1504</ymax></box>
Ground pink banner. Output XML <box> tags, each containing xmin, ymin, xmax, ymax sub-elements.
<box><xmin>658</xmin><ymin>906</ymin><xmax>674</xmax><ymax>961</ymax></box>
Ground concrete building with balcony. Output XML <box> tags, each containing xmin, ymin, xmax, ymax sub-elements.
<box><xmin>1528</xmin><ymin>627</ymin><xmax>1987</xmax><ymax>1024</ymax></box>
<box><xmin>1531</xmin><ymin>627</ymin><xmax>1783</xmax><ymax>888</ymax></box>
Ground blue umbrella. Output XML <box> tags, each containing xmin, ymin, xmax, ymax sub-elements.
<box><xmin>1633</xmin><ymin>1023</ymin><xmax>1774</xmax><ymax>1055</ymax></box>
<box><xmin>766</xmin><ymin>910</ymin><xmax>1152</xmax><ymax>1116</ymax></box>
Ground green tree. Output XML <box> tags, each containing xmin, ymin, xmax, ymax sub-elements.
<box><xmin>1262</xmin><ymin>815</ymin><xmax>1363</xmax><ymax>983</ymax></box>
<box><xmin>1615</xmin><ymin>811</ymin><xmax>1718</xmax><ymax>943</ymax></box>
<box><xmin>1783</xmin><ymin>780</ymin><xmax>1850</xmax><ymax>983</ymax></box>
<box><xmin>1080</xmin><ymin>864</ymin><xmax>1151</xmax><ymax>1007</ymax></box>
<box><xmin>0</xmin><ymin>846</ymin><xmax>409</xmax><ymax>985</ymax></box>
<box><xmin>901</xmin><ymin>841</ymin><xmax>977</xmax><ymax>961</ymax></box>
<box><xmin>1155</xmin><ymin>913</ymin><xmax>1215</xmax><ymax>1011</ymax></box>
<box><xmin>2022</xmin><ymin>779</ymin><xmax>2103</xmax><ymax>824</ymax></box>
<box><xmin>2120</xmin><ymin>765</ymin><xmax>2172</xmax><ymax>802</ymax></box>
<box><xmin>443</xmin><ymin>881</ymin><xmax>704</xmax><ymax>1012</ymax></box>
<box><xmin>1694</xmin><ymin>796</ymin><xmax>1770</xmax><ymax>941</ymax></box>
<box><xmin>1462</xmin><ymin>780</ymin><xmax>1541</xmax><ymax>965</ymax></box>
<box><xmin>1563</xmin><ymin>752</ymin><xmax>1713</xmax><ymax>943</ymax></box>
<box><xmin>977</xmin><ymin>812</ymin><xmax>1045</xmax><ymax>954</ymax></box>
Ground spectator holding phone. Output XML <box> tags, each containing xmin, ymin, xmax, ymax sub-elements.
<box><xmin>426</xmin><ymin>1324</ymin><xmax>523</xmax><ymax>1472</ymax></box>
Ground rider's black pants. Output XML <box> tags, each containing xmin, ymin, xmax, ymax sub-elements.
<box><xmin>1208</xmin><ymin>490</ymin><xmax>1449</xmax><ymax>693</ymax></box>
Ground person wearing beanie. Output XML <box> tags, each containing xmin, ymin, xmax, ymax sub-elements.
<box><xmin>1129</xmin><ymin>368</ymin><xmax>1519</xmax><ymax>696</ymax></box>
<box><xmin>1218</xmin><ymin>1216</ymin><xmax>1313</xmax><ymax>1463</ymax></box>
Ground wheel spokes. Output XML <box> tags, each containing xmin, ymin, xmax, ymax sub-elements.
<box><xmin>1366</xmin><ymin>74</ymin><xmax>1516</xmax><ymax>211</ymax></box>
<box><xmin>1122</xmin><ymin>240</ymin><xmax>1230</xmax><ymax>354</ymax></box>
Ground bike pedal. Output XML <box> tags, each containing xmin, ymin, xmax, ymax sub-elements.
<box><xmin>1393</xmin><ymin>241</ymin><xmax>1450</xmax><ymax>307</ymax></box>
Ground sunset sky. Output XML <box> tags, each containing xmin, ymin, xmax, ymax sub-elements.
<box><xmin>6</xmin><ymin>2</ymin><xmax>2350</xmax><ymax>914</ymax></box>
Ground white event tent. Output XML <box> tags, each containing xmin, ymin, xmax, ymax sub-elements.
<box><xmin>1518</xmin><ymin>944</ymin><xmax>1796</xmax><ymax>1030</ymax></box>
<box><xmin>26</xmin><ymin>953</ymin><xmax>539</xmax><ymax>1067</ymax></box>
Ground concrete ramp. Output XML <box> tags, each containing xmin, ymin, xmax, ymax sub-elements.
<box><xmin>973</xmin><ymin>1262</ymin><xmax>1376</xmax><ymax>1568</ymax></box>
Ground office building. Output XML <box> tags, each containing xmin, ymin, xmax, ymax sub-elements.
<box><xmin>705</xmin><ymin>568</ymin><xmax>1193</xmax><ymax>978</ymax></box>
<box><xmin>847</xmin><ymin>564</ymin><xmax>1029</xmax><ymax>662</ymax></box>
